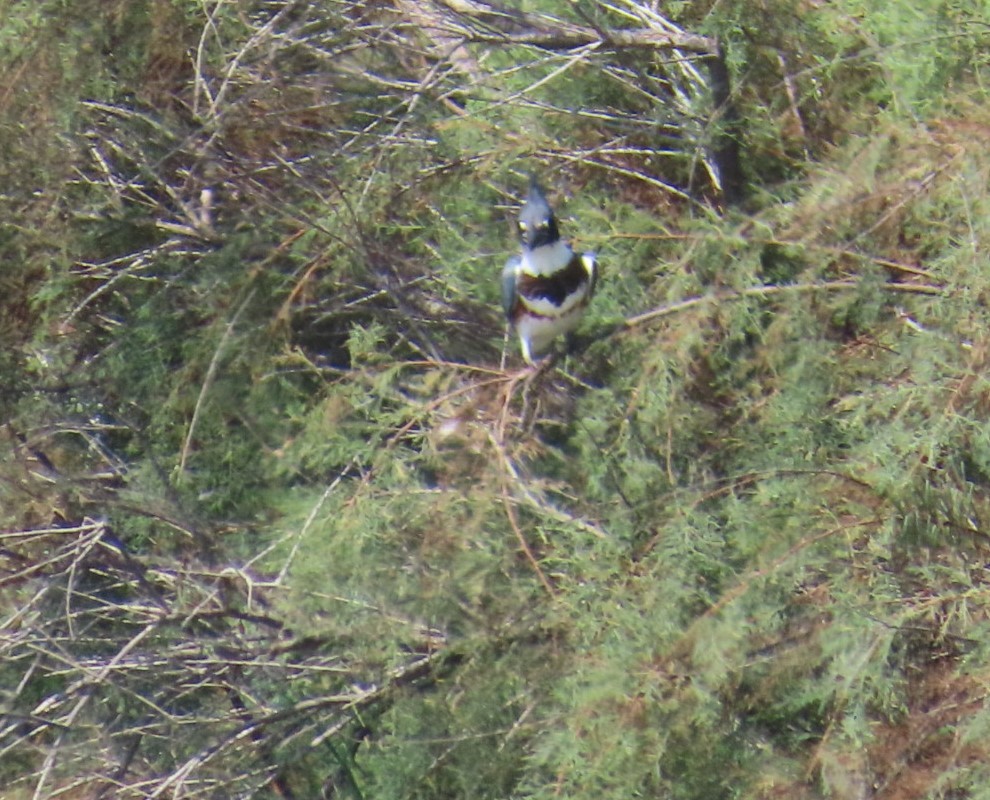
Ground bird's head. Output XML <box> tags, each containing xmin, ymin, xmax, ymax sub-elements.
<box><xmin>517</xmin><ymin>177</ymin><xmax>560</xmax><ymax>250</ymax></box>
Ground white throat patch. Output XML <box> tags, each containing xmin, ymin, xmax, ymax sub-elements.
<box><xmin>521</xmin><ymin>239</ymin><xmax>572</xmax><ymax>276</ymax></box>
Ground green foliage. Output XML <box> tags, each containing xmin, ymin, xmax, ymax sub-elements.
<box><xmin>8</xmin><ymin>1</ymin><xmax>990</xmax><ymax>798</ymax></box>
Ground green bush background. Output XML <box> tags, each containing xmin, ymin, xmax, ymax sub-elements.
<box><xmin>3</xmin><ymin>1</ymin><xmax>990</xmax><ymax>797</ymax></box>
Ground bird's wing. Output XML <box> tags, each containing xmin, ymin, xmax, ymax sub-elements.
<box><xmin>581</xmin><ymin>252</ymin><xmax>598</xmax><ymax>298</ymax></box>
<box><xmin>501</xmin><ymin>255</ymin><xmax>521</xmax><ymax>319</ymax></box>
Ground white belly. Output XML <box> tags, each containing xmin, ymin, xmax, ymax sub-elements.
<box><xmin>516</xmin><ymin>305</ymin><xmax>585</xmax><ymax>356</ymax></box>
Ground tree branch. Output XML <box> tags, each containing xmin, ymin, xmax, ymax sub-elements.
<box><xmin>460</xmin><ymin>26</ymin><xmax>716</xmax><ymax>54</ymax></box>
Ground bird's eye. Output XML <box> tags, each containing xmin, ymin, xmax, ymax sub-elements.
<box><xmin>518</xmin><ymin>221</ymin><xmax>528</xmax><ymax>231</ymax></box>
<box><xmin>537</xmin><ymin>219</ymin><xmax>548</xmax><ymax>229</ymax></box>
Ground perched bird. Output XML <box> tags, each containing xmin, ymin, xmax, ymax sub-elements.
<box><xmin>502</xmin><ymin>177</ymin><xmax>597</xmax><ymax>364</ymax></box>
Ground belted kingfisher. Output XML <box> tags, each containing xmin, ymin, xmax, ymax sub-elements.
<box><xmin>501</xmin><ymin>177</ymin><xmax>597</xmax><ymax>364</ymax></box>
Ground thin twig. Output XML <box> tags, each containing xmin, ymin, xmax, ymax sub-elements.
<box><xmin>624</xmin><ymin>280</ymin><xmax>944</xmax><ymax>329</ymax></box>
<box><xmin>178</xmin><ymin>289</ymin><xmax>256</xmax><ymax>474</ymax></box>
<box><xmin>501</xmin><ymin>481</ymin><xmax>556</xmax><ymax>597</ymax></box>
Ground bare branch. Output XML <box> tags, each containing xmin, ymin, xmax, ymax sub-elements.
<box><xmin>460</xmin><ymin>26</ymin><xmax>716</xmax><ymax>53</ymax></box>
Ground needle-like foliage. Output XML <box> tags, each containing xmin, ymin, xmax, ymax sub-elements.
<box><xmin>3</xmin><ymin>1</ymin><xmax>990</xmax><ymax>798</ymax></box>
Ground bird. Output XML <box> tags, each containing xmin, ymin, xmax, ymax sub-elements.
<box><xmin>501</xmin><ymin>176</ymin><xmax>597</xmax><ymax>365</ymax></box>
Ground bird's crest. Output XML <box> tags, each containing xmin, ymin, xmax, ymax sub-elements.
<box><xmin>518</xmin><ymin>175</ymin><xmax>558</xmax><ymax>248</ymax></box>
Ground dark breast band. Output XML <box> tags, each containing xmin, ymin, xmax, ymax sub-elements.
<box><xmin>517</xmin><ymin>254</ymin><xmax>590</xmax><ymax>307</ymax></box>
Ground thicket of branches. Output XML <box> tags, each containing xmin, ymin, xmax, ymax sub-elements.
<box><xmin>4</xmin><ymin>0</ymin><xmax>990</xmax><ymax>798</ymax></box>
